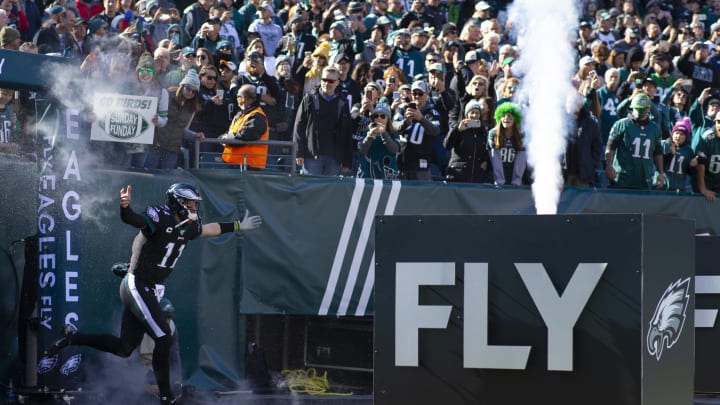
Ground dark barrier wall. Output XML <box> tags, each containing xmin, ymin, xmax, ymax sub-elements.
<box><xmin>374</xmin><ymin>214</ymin><xmax>695</xmax><ymax>405</ymax></box>
<box><xmin>695</xmin><ymin>236</ymin><xmax>720</xmax><ymax>393</ymax></box>
<box><xmin>0</xmin><ymin>165</ymin><xmax>719</xmax><ymax>391</ymax></box>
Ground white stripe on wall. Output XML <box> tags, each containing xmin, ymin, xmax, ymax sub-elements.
<box><xmin>318</xmin><ymin>178</ymin><xmax>366</xmax><ymax>315</ymax></box>
<box><xmin>337</xmin><ymin>180</ymin><xmax>384</xmax><ymax>316</ymax></box>
<box><xmin>355</xmin><ymin>180</ymin><xmax>402</xmax><ymax>316</ymax></box>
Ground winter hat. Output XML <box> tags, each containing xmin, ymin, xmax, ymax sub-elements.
<box><xmin>464</xmin><ymin>100</ymin><xmax>483</xmax><ymax>116</ymax></box>
<box><xmin>373</xmin><ymin>103</ymin><xmax>392</xmax><ymax>118</ymax></box>
<box><xmin>136</xmin><ymin>51</ymin><xmax>154</xmax><ymax>71</ymax></box>
<box><xmin>88</xmin><ymin>17</ymin><xmax>107</xmax><ymax>35</ymax></box>
<box><xmin>258</xmin><ymin>3</ymin><xmax>274</xmax><ymax>15</ymax></box>
<box><xmin>494</xmin><ymin>102</ymin><xmax>522</xmax><ymax>126</ymax></box>
<box><xmin>145</xmin><ymin>0</ymin><xmax>160</xmax><ymax>14</ymax></box>
<box><xmin>275</xmin><ymin>54</ymin><xmax>291</xmax><ymax>69</ymax></box>
<box><xmin>347</xmin><ymin>1</ymin><xmax>364</xmax><ymax>14</ymax></box>
<box><xmin>0</xmin><ymin>26</ymin><xmax>20</xmax><ymax>47</ymax></box>
<box><xmin>312</xmin><ymin>42</ymin><xmax>331</xmax><ymax>59</ymax></box>
<box><xmin>672</xmin><ymin>117</ymin><xmax>691</xmax><ymax>140</ymax></box>
<box><xmin>167</xmin><ymin>23</ymin><xmax>181</xmax><ymax>36</ymax></box>
<box><xmin>365</xmin><ymin>82</ymin><xmax>381</xmax><ymax>94</ymax></box>
<box><xmin>179</xmin><ymin>69</ymin><xmax>201</xmax><ymax>91</ymax></box>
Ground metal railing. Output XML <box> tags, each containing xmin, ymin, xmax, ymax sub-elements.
<box><xmin>192</xmin><ymin>138</ymin><xmax>297</xmax><ymax>173</ymax></box>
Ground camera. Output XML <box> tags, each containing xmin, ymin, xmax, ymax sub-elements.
<box><xmin>389</xmin><ymin>77</ymin><xmax>396</xmax><ymax>84</ymax></box>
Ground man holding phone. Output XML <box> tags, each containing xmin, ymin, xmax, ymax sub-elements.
<box><xmin>392</xmin><ymin>80</ymin><xmax>441</xmax><ymax>180</ymax></box>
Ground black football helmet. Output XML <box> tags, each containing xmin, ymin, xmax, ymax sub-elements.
<box><xmin>166</xmin><ymin>183</ymin><xmax>202</xmax><ymax>221</ymax></box>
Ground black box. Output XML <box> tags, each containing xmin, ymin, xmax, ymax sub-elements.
<box><xmin>305</xmin><ymin>318</ymin><xmax>373</xmax><ymax>372</ymax></box>
<box><xmin>375</xmin><ymin>214</ymin><xmax>695</xmax><ymax>405</ymax></box>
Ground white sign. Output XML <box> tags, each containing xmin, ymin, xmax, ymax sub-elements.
<box><xmin>90</xmin><ymin>93</ymin><xmax>157</xmax><ymax>144</ymax></box>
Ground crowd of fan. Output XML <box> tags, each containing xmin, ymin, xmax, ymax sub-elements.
<box><xmin>2</xmin><ymin>0</ymin><xmax>720</xmax><ymax>198</ymax></box>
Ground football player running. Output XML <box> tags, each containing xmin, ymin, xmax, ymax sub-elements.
<box><xmin>44</xmin><ymin>183</ymin><xmax>261</xmax><ymax>405</ymax></box>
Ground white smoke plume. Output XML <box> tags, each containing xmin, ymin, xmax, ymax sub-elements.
<box><xmin>508</xmin><ymin>0</ymin><xmax>580</xmax><ymax>214</ymax></box>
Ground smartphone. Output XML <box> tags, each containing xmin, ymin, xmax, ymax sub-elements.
<box><xmin>365</xmin><ymin>89</ymin><xmax>373</xmax><ymax>99</ymax></box>
<box><xmin>304</xmin><ymin>51</ymin><xmax>311</xmax><ymax>58</ymax></box>
<box><xmin>408</xmin><ymin>102</ymin><xmax>417</xmax><ymax>110</ymax></box>
<box><xmin>393</xmin><ymin>91</ymin><xmax>401</xmax><ymax>100</ymax></box>
<box><xmin>378</xmin><ymin>58</ymin><xmax>390</xmax><ymax>64</ymax></box>
<box><xmin>466</xmin><ymin>120</ymin><xmax>481</xmax><ymax>128</ymax></box>
<box><xmin>217</xmin><ymin>89</ymin><xmax>224</xmax><ymax>99</ymax></box>
<box><xmin>389</xmin><ymin>77</ymin><xmax>396</xmax><ymax>84</ymax></box>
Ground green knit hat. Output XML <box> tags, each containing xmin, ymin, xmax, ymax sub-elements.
<box><xmin>494</xmin><ymin>102</ymin><xmax>522</xmax><ymax>126</ymax></box>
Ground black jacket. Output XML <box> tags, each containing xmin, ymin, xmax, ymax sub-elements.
<box><xmin>444</xmin><ymin>124</ymin><xmax>491</xmax><ymax>183</ymax></box>
<box><xmin>565</xmin><ymin>107</ymin><xmax>603</xmax><ymax>184</ymax></box>
<box><xmin>293</xmin><ymin>90</ymin><xmax>353</xmax><ymax>167</ymax></box>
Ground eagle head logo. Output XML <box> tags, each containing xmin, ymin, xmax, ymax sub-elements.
<box><xmin>60</xmin><ymin>354</ymin><xmax>82</xmax><ymax>375</ymax></box>
<box><xmin>646</xmin><ymin>277</ymin><xmax>691</xmax><ymax>361</ymax></box>
<box><xmin>38</xmin><ymin>355</ymin><xmax>58</xmax><ymax>374</ymax></box>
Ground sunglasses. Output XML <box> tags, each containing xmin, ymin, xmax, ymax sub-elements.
<box><xmin>185</xmin><ymin>54</ymin><xmax>196</xmax><ymax>58</ymax></box>
<box><xmin>204</xmin><ymin>75</ymin><xmax>217</xmax><ymax>80</ymax></box>
<box><xmin>426</xmin><ymin>58</ymin><xmax>440</xmax><ymax>63</ymax></box>
<box><xmin>169</xmin><ymin>30</ymin><xmax>180</xmax><ymax>35</ymax></box>
<box><xmin>139</xmin><ymin>67</ymin><xmax>154</xmax><ymax>74</ymax></box>
<box><xmin>199</xmin><ymin>55</ymin><xmax>208</xmax><ymax>60</ymax></box>
<box><xmin>372</xmin><ymin>113</ymin><xmax>387</xmax><ymax>119</ymax></box>
<box><xmin>412</xmin><ymin>91</ymin><xmax>424</xmax><ymax>96</ymax></box>
<box><xmin>321</xmin><ymin>78</ymin><xmax>338</xmax><ymax>83</ymax></box>
<box><xmin>182</xmin><ymin>85</ymin><xmax>197</xmax><ymax>93</ymax></box>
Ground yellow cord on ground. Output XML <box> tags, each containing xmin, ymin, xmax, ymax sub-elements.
<box><xmin>279</xmin><ymin>368</ymin><xmax>353</xmax><ymax>396</ymax></box>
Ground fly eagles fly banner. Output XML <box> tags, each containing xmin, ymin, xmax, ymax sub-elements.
<box><xmin>90</xmin><ymin>93</ymin><xmax>157</xmax><ymax>144</ymax></box>
<box><xmin>36</xmin><ymin>97</ymin><xmax>86</xmax><ymax>388</ymax></box>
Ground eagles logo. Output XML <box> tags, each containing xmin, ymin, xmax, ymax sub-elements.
<box><xmin>60</xmin><ymin>354</ymin><xmax>82</xmax><ymax>375</ymax></box>
<box><xmin>646</xmin><ymin>277</ymin><xmax>691</xmax><ymax>361</ymax></box>
<box><xmin>38</xmin><ymin>355</ymin><xmax>58</xmax><ymax>374</ymax></box>
<box><xmin>148</xmin><ymin>206</ymin><xmax>160</xmax><ymax>223</ymax></box>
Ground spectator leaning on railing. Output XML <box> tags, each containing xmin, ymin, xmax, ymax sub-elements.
<box><xmin>221</xmin><ymin>84</ymin><xmax>269</xmax><ymax>169</ymax></box>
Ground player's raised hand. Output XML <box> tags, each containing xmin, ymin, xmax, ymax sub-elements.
<box><xmin>237</xmin><ymin>209</ymin><xmax>262</xmax><ymax>230</ymax></box>
<box><xmin>120</xmin><ymin>185</ymin><xmax>132</xmax><ymax>208</ymax></box>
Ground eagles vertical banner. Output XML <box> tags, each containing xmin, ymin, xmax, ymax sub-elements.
<box><xmin>36</xmin><ymin>97</ymin><xmax>85</xmax><ymax>388</ymax></box>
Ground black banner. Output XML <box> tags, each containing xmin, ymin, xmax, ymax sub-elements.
<box><xmin>375</xmin><ymin>214</ymin><xmax>695</xmax><ymax>405</ymax></box>
<box><xmin>35</xmin><ymin>99</ymin><xmax>85</xmax><ymax>388</ymax></box>
<box><xmin>695</xmin><ymin>236</ymin><xmax>720</xmax><ymax>393</ymax></box>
